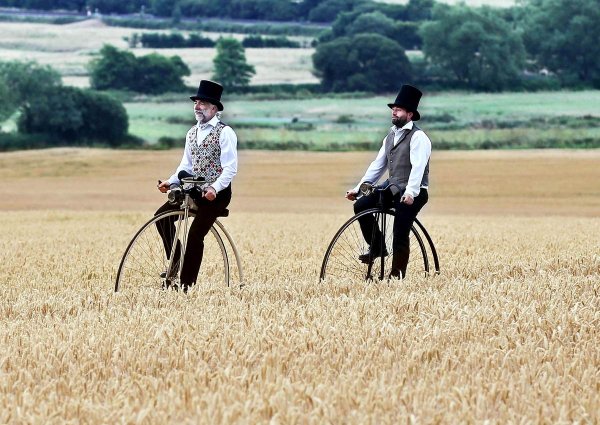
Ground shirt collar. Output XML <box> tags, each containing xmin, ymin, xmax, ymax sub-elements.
<box><xmin>197</xmin><ymin>115</ymin><xmax>220</xmax><ymax>130</ymax></box>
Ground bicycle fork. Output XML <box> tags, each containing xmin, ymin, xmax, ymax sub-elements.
<box><xmin>365</xmin><ymin>211</ymin><xmax>388</xmax><ymax>281</ymax></box>
<box><xmin>165</xmin><ymin>195</ymin><xmax>191</xmax><ymax>282</ymax></box>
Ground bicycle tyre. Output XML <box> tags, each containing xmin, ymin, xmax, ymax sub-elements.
<box><xmin>115</xmin><ymin>210</ymin><xmax>229</xmax><ymax>292</ymax></box>
<box><xmin>320</xmin><ymin>208</ymin><xmax>429</xmax><ymax>281</ymax></box>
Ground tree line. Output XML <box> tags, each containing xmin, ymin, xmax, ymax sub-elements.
<box><xmin>4</xmin><ymin>0</ymin><xmax>598</xmax><ymax>91</ymax></box>
<box><xmin>0</xmin><ymin>0</ymin><xmax>428</xmax><ymax>24</ymax></box>
<box><xmin>313</xmin><ymin>0</ymin><xmax>600</xmax><ymax>92</ymax></box>
<box><xmin>128</xmin><ymin>33</ymin><xmax>301</xmax><ymax>49</ymax></box>
<box><xmin>0</xmin><ymin>61</ymin><xmax>134</xmax><ymax>151</ymax></box>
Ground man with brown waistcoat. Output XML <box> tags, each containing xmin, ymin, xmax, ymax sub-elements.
<box><xmin>155</xmin><ymin>80</ymin><xmax>238</xmax><ymax>291</ymax></box>
<box><xmin>346</xmin><ymin>84</ymin><xmax>431</xmax><ymax>279</ymax></box>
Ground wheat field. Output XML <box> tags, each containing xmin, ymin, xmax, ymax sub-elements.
<box><xmin>1</xmin><ymin>148</ymin><xmax>599</xmax><ymax>423</ymax></box>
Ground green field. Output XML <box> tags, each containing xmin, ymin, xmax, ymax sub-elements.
<box><xmin>126</xmin><ymin>90</ymin><xmax>600</xmax><ymax>150</ymax></box>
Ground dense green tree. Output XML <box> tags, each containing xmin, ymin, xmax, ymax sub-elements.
<box><xmin>88</xmin><ymin>0</ymin><xmax>145</xmax><ymax>14</ymax></box>
<box><xmin>520</xmin><ymin>0</ymin><xmax>600</xmax><ymax>87</ymax></box>
<box><xmin>135</xmin><ymin>54</ymin><xmax>190</xmax><ymax>93</ymax></box>
<box><xmin>0</xmin><ymin>0</ymin><xmax>430</xmax><ymax>22</ymax></box>
<box><xmin>176</xmin><ymin>0</ymin><xmax>297</xmax><ymax>21</ymax></box>
<box><xmin>420</xmin><ymin>5</ymin><xmax>526</xmax><ymax>91</ymax></box>
<box><xmin>0</xmin><ymin>79</ymin><xmax>12</xmax><ymax>122</ymax></box>
<box><xmin>242</xmin><ymin>35</ymin><xmax>300</xmax><ymax>48</ymax></box>
<box><xmin>140</xmin><ymin>32</ymin><xmax>185</xmax><ymax>48</ymax></box>
<box><xmin>0</xmin><ymin>61</ymin><xmax>62</xmax><ymax>120</ymax></box>
<box><xmin>187</xmin><ymin>34</ymin><xmax>216</xmax><ymax>48</ymax></box>
<box><xmin>313</xmin><ymin>33</ymin><xmax>413</xmax><ymax>93</ymax></box>
<box><xmin>240</xmin><ymin>0</ymin><xmax>297</xmax><ymax>21</ymax></box>
<box><xmin>346</xmin><ymin>11</ymin><xmax>396</xmax><ymax>37</ymax></box>
<box><xmin>212</xmin><ymin>38</ymin><xmax>255</xmax><ymax>91</ymax></box>
<box><xmin>150</xmin><ymin>0</ymin><xmax>179</xmax><ymax>16</ymax></box>
<box><xmin>404</xmin><ymin>0</ymin><xmax>435</xmax><ymax>21</ymax></box>
<box><xmin>139</xmin><ymin>32</ymin><xmax>215</xmax><ymax>48</ymax></box>
<box><xmin>0</xmin><ymin>0</ymin><xmax>84</xmax><ymax>10</ymax></box>
<box><xmin>178</xmin><ymin>0</ymin><xmax>224</xmax><ymax>17</ymax></box>
<box><xmin>76</xmin><ymin>89</ymin><xmax>129</xmax><ymax>143</ymax></box>
<box><xmin>0</xmin><ymin>0</ymin><xmax>144</xmax><ymax>12</ymax></box>
<box><xmin>297</xmin><ymin>0</ymin><xmax>322</xmax><ymax>19</ymax></box>
<box><xmin>89</xmin><ymin>45</ymin><xmax>138</xmax><ymax>91</ymax></box>
<box><xmin>18</xmin><ymin>86</ymin><xmax>128</xmax><ymax>145</ymax></box>
<box><xmin>325</xmin><ymin>9</ymin><xmax>422</xmax><ymax>50</ymax></box>
<box><xmin>309</xmin><ymin>0</ymin><xmax>368</xmax><ymax>23</ymax></box>
<box><xmin>89</xmin><ymin>45</ymin><xmax>190</xmax><ymax>94</ymax></box>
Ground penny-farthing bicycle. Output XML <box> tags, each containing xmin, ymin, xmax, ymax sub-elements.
<box><xmin>320</xmin><ymin>182</ymin><xmax>439</xmax><ymax>281</ymax></box>
<box><xmin>114</xmin><ymin>176</ymin><xmax>243</xmax><ymax>292</ymax></box>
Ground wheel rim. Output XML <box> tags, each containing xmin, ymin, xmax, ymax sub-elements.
<box><xmin>115</xmin><ymin>211</ymin><xmax>229</xmax><ymax>291</ymax></box>
<box><xmin>320</xmin><ymin>209</ymin><xmax>429</xmax><ymax>281</ymax></box>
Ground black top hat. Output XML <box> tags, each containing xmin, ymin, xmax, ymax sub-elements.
<box><xmin>387</xmin><ymin>84</ymin><xmax>422</xmax><ymax>121</ymax></box>
<box><xmin>190</xmin><ymin>80</ymin><xmax>224</xmax><ymax>111</ymax></box>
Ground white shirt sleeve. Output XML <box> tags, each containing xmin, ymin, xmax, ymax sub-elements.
<box><xmin>211</xmin><ymin>126</ymin><xmax>238</xmax><ymax>193</ymax></box>
<box><xmin>167</xmin><ymin>127</ymin><xmax>195</xmax><ymax>185</ymax></box>
<box><xmin>405</xmin><ymin>130</ymin><xmax>432</xmax><ymax>198</ymax></box>
<box><xmin>352</xmin><ymin>136</ymin><xmax>388</xmax><ymax>193</ymax></box>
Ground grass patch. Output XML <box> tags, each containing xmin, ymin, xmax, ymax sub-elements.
<box><xmin>122</xmin><ymin>90</ymin><xmax>600</xmax><ymax>150</ymax></box>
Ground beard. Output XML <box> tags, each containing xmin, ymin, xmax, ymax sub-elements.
<box><xmin>392</xmin><ymin>116</ymin><xmax>408</xmax><ymax>127</ymax></box>
<box><xmin>195</xmin><ymin>111</ymin><xmax>208</xmax><ymax>123</ymax></box>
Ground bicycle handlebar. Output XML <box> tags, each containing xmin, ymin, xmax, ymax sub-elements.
<box><xmin>166</xmin><ymin>176</ymin><xmax>207</xmax><ymax>204</ymax></box>
<box><xmin>359</xmin><ymin>181</ymin><xmax>399</xmax><ymax>196</ymax></box>
<box><xmin>180</xmin><ymin>176</ymin><xmax>206</xmax><ymax>186</ymax></box>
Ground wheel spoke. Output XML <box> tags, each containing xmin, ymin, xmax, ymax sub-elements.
<box><xmin>321</xmin><ymin>209</ymin><xmax>430</xmax><ymax>281</ymax></box>
<box><xmin>115</xmin><ymin>211</ymin><xmax>230</xmax><ymax>291</ymax></box>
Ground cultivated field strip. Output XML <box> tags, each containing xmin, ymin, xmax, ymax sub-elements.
<box><xmin>1</xmin><ymin>210</ymin><xmax>598</xmax><ymax>423</ymax></box>
<box><xmin>2</xmin><ymin>148</ymin><xmax>599</xmax><ymax>217</ymax></box>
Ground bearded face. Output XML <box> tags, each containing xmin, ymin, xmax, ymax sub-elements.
<box><xmin>194</xmin><ymin>100</ymin><xmax>216</xmax><ymax>123</ymax></box>
<box><xmin>391</xmin><ymin>107</ymin><xmax>412</xmax><ymax>128</ymax></box>
<box><xmin>392</xmin><ymin>116</ymin><xmax>409</xmax><ymax>127</ymax></box>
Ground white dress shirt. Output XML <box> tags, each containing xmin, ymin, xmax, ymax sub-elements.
<box><xmin>353</xmin><ymin>121</ymin><xmax>431</xmax><ymax>198</ymax></box>
<box><xmin>167</xmin><ymin>115</ymin><xmax>238</xmax><ymax>193</ymax></box>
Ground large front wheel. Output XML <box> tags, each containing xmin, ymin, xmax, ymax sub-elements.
<box><xmin>320</xmin><ymin>209</ymin><xmax>429</xmax><ymax>281</ymax></box>
<box><xmin>115</xmin><ymin>211</ymin><xmax>229</xmax><ymax>292</ymax></box>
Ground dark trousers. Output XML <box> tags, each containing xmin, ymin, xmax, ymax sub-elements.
<box><xmin>155</xmin><ymin>185</ymin><xmax>231</xmax><ymax>285</ymax></box>
<box><xmin>354</xmin><ymin>188</ymin><xmax>428</xmax><ymax>278</ymax></box>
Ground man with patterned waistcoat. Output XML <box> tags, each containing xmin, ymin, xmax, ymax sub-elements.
<box><xmin>345</xmin><ymin>85</ymin><xmax>431</xmax><ymax>279</ymax></box>
<box><xmin>156</xmin><ymin>80</ymin><xmax>237</xmax><ymax>290</ymax></box>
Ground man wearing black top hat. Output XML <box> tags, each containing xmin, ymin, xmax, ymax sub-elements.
<box><xmin>155</xmin><ymin>80</ymin><xmax>237</xmax><ymax>290</ymax></box>
<box><xmin>346</xmin><ymin>84</ymin><xmax>431</xmax><ymax>279</ymax></box>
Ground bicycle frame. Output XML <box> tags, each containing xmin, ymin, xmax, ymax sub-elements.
<box><xmin>319</xmin><ymin>181</ymin><xmax>439</xmax><ymax>282</ymax></box>
<box><xmin>165</xmin><ymin>192</ymin><xmax>193</xmax><ymax>282</ymax></box>
<box><xmin>367</xmin><ymin>196</ymin><xmax>388</xmax><ymax>281</ymax></box>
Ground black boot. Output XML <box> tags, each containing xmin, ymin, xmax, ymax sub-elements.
<box><xmin>389</xmin><ymin>252</ymin><xmax>407</xmax><ymax>279</ymax></box>
<box><xmin>358</xmin><ymin>247</ymin><xmax>389</xmax><ymax>264</ymax></box>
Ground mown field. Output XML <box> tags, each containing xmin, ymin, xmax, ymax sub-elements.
<box><xmin>0</xmin><ymin>20</ymin><xmax>317</xmax><ymax>87</ymax></box>
<box><xmin>1</xmin><ymin>148</ymin><xmax>599</xmax><ymax>423</ymax></box>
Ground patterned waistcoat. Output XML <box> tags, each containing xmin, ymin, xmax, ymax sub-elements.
<box><xmin>188</xmin><ymin>122</ymin><xmax>226</xmax><ymax>185</ymax></box>
<box><xmin>384</xmin><ymin>124</ymin><xmax>429</xmax><ymax>195</ymax></box>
